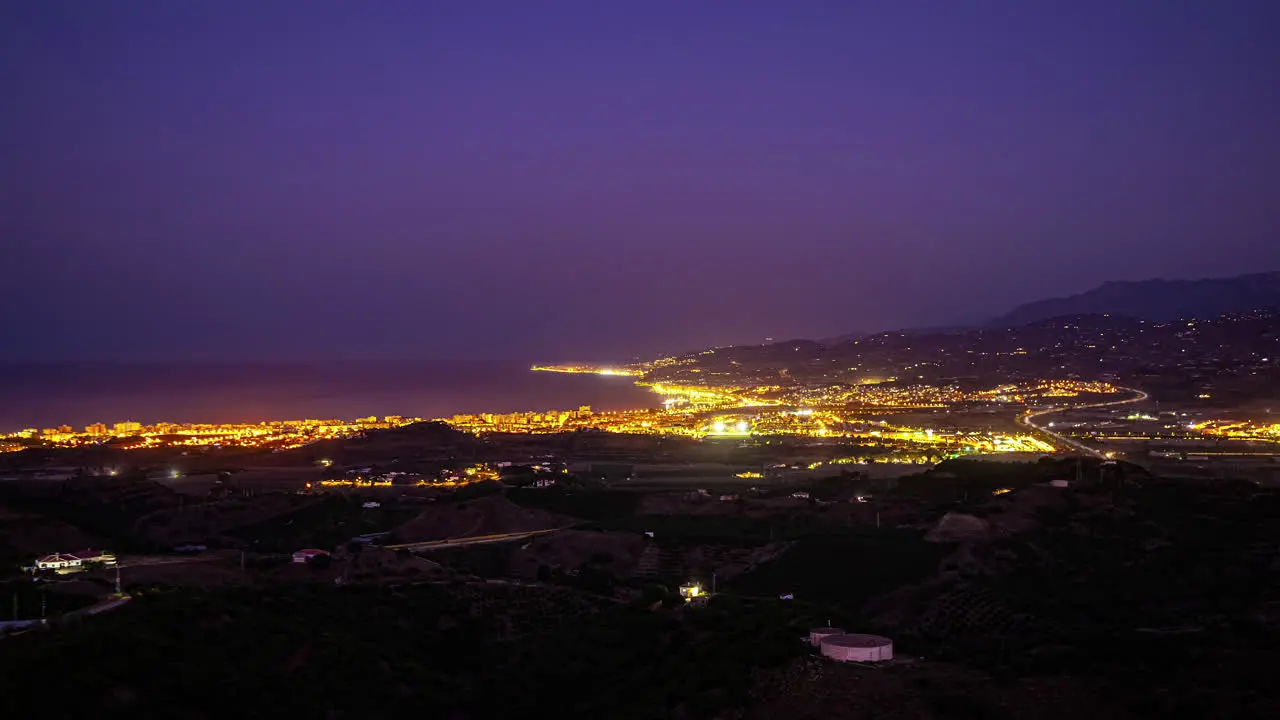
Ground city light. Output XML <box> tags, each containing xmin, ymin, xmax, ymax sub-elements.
<box><xmin>1</xmin><ymin>378</ymin><xmax>1127</xmax><ymax>461</ymax></box>
<box><xmin>0</xmin><ymin>416</ymin><xmax>426</xmax><ymax>453</ymax></box>
<box><xmin>531</xmin><ymin>364</ymin><xmax>642</xmax><ymax>377</ymax></box>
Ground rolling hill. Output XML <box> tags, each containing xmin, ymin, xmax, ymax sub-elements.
<box><xmin>990</xmin><ymin>271</ymin><xmax>1280</xmax><ymax>327</ymax></box>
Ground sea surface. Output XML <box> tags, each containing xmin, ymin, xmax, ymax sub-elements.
<box><xmin>0</xmin><ymin>361</ymin><xmax>659</xmax><ymax>431</ymax></box>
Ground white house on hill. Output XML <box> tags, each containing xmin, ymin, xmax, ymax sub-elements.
<box><xmin>34</xmin><ymin>549</ymin><xmax>116</xmax><ymax>572</ymax></box>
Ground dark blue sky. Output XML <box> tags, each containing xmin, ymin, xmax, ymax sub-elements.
<box><xmin>4</xmin><ymin>1</ymin><xmax>1279</xmax><ymax>362</ymax></box>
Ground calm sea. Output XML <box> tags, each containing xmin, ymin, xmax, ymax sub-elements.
<box><xmin>0</xmin><ymin>361</ymin><xmax>659</xmax><ymax>431</ymax></box>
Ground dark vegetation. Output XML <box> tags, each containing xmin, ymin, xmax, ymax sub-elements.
<box><xmin>230</xmin><ymin>495</ymin><xmax>418</xmax><ymax>552</ymax></box>
<box><xmin>0</xmin><ymin>584</ymin><xmax>823</xmax><ymax>718</ymax></box>
<box><xmin>0</xmin><ymin>474</ymin><xmax>179</xmax><ymax>553</ymax></box>
<box><xmin>5</xmin><ymin>435</ymin><xmax>1280</xmax><ymax>718</ymax></box>
<box><xmin>1</xmin><ymin>579</ymin><xmax>99</xmax><ymax>619</ymax></box>
<box><xmin>894</xmin><ymin>457</ymin><xmax>1148</xmax><ymax>507</ymax></box>
<box><xmin>729</xmin><ymin>529</ymin><xmax>947</xmax><ymax>607</ymax></box>
<box><xmin>594</xmin><ymin>514</ymin><xmax>790</xmax><ymax>546</ymax></box>
<box><xmin>505</xmin><ymin>487</ymin><xmax>641</xmax><ymax>520</ymax></box>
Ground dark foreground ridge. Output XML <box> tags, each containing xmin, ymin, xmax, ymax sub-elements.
<box><xmin>3</xmin><ymin>455</ymin><xmax>1280</xmax><ymax>718</ymax></box>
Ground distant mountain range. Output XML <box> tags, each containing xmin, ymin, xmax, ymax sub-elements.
<box><xmin>726</xmin><ymin>271</ymin><xmax>1280</xmax><ymax>354</ymax></box>
<box><xmin>989</xmin><ymin>271</ymin><xmax>1280</xmax><ymax>328</ymax></box>
<box><xmin>656</xmin><ymin>308</ymin><xmax>1280</xmax><ymax>405</ymax></box>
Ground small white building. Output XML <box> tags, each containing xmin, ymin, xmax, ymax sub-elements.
<box><xmin>819</xmin><ymin>633</ymin><xmax>894</xmax><ymax>662</ymax></box>
<box><xmin>292</xmin><ymin>548</ymin><xmax>330</xmax><ymax>564</ymax></box>
<box><xmin>809</xmin><ymin>627</ymin><xmax>845</xmax><ymax>647</ymax></box>
<box><xmin>36</xmin><ymin>553</ymin><xmax>82</xmax><ymax>571</ymax></box>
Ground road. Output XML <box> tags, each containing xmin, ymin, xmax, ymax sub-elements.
<box><xmin>1018</xmin><ymin>387</ymin><xmax>1149</xmax><ymax>458</ymax></box>
<box><xmin>69</xmin><ymin>594</ymin><xmax>132</xmax><ymax>618</ymax></box>
<box><xmin>120</xmin><ymin>557</ymin><xmax>205</xmax><ymax>568</ymax></box>
<box><xmin>382</xmin><ymin>526</ymin><xmax>571</xmax><ymax>552</ymax></box>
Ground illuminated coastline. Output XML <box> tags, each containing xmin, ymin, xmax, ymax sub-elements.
<box><xmin>0</xmin><ymin>376</ymin><xmax>1142</xmax><ymax>461</ymax></box>
<box><xmin>530</xmin><ymin>364</ymin><xmax>643</xmax><ymax>377</ymax></box>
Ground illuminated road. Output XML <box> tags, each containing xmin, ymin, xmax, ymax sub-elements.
<box><xmin>1018</xmin><ymin>387</ymin><xmax>1149</xmax><ymax>458</ymax></box>
<box><xmin>382</xmin><ymin>527</ymin><xmax>572</xmax><ymax>552</ymax></box>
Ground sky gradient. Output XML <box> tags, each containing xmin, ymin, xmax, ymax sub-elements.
<box><xmin>4</xmin><ymin>1</ymin><xmax>1279</xmax><ymax>362</ymax></box>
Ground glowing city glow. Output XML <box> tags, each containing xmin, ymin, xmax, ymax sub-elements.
<box><xmin>0</xmin><ymin>374</ymin><xmax>1137</xmax><ymax>463</ymax></box>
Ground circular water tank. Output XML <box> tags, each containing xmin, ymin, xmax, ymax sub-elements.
<box><xmin>808</xmin><ymin>627</ymin><xmax>845</xmax><ymax>647</ymax></box>
<box><xmin>819</xmin><ymin>633</ymin><xmax>894</xmax><ymax>662</ymax></box>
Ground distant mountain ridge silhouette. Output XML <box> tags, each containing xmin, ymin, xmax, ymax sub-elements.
<box><xmin>989</xmin><ymin>271</ymin><xmax>1280</xmax><ymax>327</ymax></box>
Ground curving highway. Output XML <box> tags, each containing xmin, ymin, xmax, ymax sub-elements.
<box><xmin>382</xmin><ymin>526</ymin><xmax>572</xmax><ymax>552</ymax></box>
<box><xmin>1018</xmin><ymin>387</ymin><xmax>1149</xmax><ymax>458</ymax></box>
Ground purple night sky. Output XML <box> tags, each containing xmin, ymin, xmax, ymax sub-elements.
<box><xmin>3</xmin><ymin>1</ymin><xmax>1279</xmax><ymax>362</ymax></box>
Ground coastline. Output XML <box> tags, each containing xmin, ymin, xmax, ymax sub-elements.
<box><xmin>0</xmin><ymin>360</ymin><xmax>659</xmax><ymax>431</ymax></box>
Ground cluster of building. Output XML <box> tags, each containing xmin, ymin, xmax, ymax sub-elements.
<box><xmin>441</xmin><ymin>406</ymin><xmax>599</xmax><ymax>433</ymax></box>
<box><xmin>968</xmin><ymin>380</ymin><xmax>1120</xmax><ymax>403</ymax></box>
<box><xmin>1041</xmin><ymin>407</ymin><xmax>1280</xmax><ymax>454</ymax></box>
<box><xmin>430</xmin><ymin>372</ymin><xmax>1091</xmax><ymax>459</ymax></box>
<box><xmin>310</xmin><ymin>463</ymin><xmax>503</xmax><ymax>490</ymax></box>
<box><xmin>2</xmin><ymin>416</ymin><xmax>423</xmax><ymax>452</ymax></box>
<box><xmin>531</xmin><ymin>364</ymin><xmax>642</xmax><ymax>377</ymax></box>
<box><xmin>1194</xmin><ymin>420</ymin><xmax>1280</xmax><ymax>442</ymax></box>
<box><xmin>317</xmin><ymin>477</ymin><xmax>394</xmax><ymax>488</ymax></box>
<box><xmin>789</xmin><ymin>382</ymin><xmax>956</xmax><ymax>409</ymax></box>
<box><xmin>438</xmin><ymin>463</ymin><xmax>502</xmax><ymax>484</ymax></box>
<box><xmin>780</xmin><ymin>379</ymin><xmax>1121</xmax><ymax>410</ymax></box>
<box><xmin>436</xmin><ymin>397</ymin><xmax>1056</xmax><ymax>459</ymax></box>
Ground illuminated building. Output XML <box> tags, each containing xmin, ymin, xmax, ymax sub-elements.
<box><xmin>34</xmin><ymin>549</ymin><xmax>116</xmax><ymax>574</ymax></box>
<box><xmin>679</xmin><ymin>583</ymin><xmax>704</xmax><ymax>601</ymax></box>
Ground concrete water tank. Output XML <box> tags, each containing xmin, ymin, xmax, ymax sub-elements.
<box><xmin>808</xmin><ymin>627</ymin><xmax>845</xmax><ymax>647</ymax></box>
<box><xmin>819</xmin><ymin>633</ymin><xmax>894</xmax><ymax>662</ymax></box>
